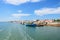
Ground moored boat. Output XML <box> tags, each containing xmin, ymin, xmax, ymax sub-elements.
<box><xmin>26</xmin><ymin>24</ymin><xmax>37</xmax><ymax>27</ymax></box>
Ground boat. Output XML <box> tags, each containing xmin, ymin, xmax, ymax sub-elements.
<box><xmin>25</xmin><ymin>21</ymin><xmax>37</xmax><ymax>27</ymax></box>
<box><xmin>25</xmin><ymin>22</ymin><xmax>44</xmax><ymax>27</ymax></box>
<box><xmin>26</xmin><ymin>24</ymin><xmax>37</xmax><ymax>27</ymax></box>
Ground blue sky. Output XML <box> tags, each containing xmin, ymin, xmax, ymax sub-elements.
<box><xmin>0</xmin><ymin>0</ymin><xmax>60</xmax><ymax>21</ymax></box>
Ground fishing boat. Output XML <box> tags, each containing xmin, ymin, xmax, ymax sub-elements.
<box><xmin>26</xmin><ymin>24</ymin><xmax>37</xmax><ymax>27</ymax></box>
<box><xmin>25</xmin><ymin>22</ymin><xmax>37</xmax><ymax>27</ymax></box>
<box><xmin>25</xmin><ymin>21</ymin><xmax>44</xmax><ymax>27</ymax></box>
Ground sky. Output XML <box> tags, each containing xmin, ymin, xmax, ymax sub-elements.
<box><xmin>0</xmin><ymin>0</ymin><xmax>60</xmax><ymax>21</ymax></box>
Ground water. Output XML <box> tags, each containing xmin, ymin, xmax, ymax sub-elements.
<box><xmin>0</xmin><ymin>22</ymin><xmax>60</xmax><ymax>40</ymax></box>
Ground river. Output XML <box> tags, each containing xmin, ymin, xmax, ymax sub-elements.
<box><xmin>0</xmin><ymin>22</ymin><xmax>60</xmax><ymax>40</ymax></box>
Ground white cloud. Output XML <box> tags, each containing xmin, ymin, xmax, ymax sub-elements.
<box><xmin>11</xmin><ymin>10</ymin><xmax>31</xmax><ymax>18</ymax></box>
<box><xmin>18</xmin><ymin>10</ymin><xmax>22</xmax><ymax>13</ymax></box>
<box><xmin>34</xmin><ymin>7</ymin><xmax>60</xmax><ymax>16</ymax></box>
<box><xmin>3</xmin><ymin>0</ymin><xmax>41</xmax><ymax>5</ymax></box>
<box><xmin>30</xmin><ymin>0</ymin><xmax>40</xmax><ymax>2</ymax></box>
<box><xmin>4</xmin><ymin>0</ymin><xmax>30</xmax><ymax>5</ymax></box>
<box><xmin>12</xmin><ymin>14</ymin><xmax>31</xmax><ymax>18</ymax></box>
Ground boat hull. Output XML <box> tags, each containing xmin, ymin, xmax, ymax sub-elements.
<box><xmin>26</xmin><ymin>24</ymin><xmax>37</xmax><ymax>27</ymax></box>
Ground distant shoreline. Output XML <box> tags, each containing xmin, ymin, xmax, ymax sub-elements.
<box><xmin>9</xmin><ymin>19</ymin><xmax>60</xmax><ymax>27</ymax></box>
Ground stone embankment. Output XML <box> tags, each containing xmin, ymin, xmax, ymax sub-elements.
<box><xmin>46</xmin><ymin>22</ymin><xmax>60</xmax><ymax>27</ymax></box>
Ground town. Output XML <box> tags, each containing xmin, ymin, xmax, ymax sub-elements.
<box><xmin>10</xmin><ymin>19</ymin><xmax>60</xmax><ymax>27</ymax></box>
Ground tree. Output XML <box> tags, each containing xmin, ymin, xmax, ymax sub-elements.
<box><xmin>54</xmin><ymin>19</ymin><xmax>60</xmax><ymax>22</ymax></box>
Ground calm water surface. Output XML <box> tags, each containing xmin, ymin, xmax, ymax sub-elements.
<box><xmin>0</xmin><ymin>22</ymin><xmax>60</xmax><ymax>40</ymax></box>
